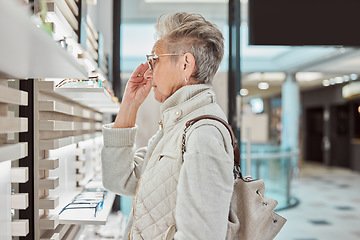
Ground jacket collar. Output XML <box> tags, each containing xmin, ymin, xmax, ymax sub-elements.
<box><xmin>160</xmin><ymin>84</ymin><xmax>216</xmax><ymax>131</ymax></box>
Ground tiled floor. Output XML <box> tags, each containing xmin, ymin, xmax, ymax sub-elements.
<box><xmin>275</xmin><ymin>163</ymin><xmax>360</xmax><ymax>240</ymax></box>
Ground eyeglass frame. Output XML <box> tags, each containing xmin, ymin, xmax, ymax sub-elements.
<box><xmin>146</xmin><ymin>53</ymin><xmax>184</xmax><ymax>71</ymax></box>
<box><xmin>58</xmin><ymin>190</ymin><xmax>106</xmax><ymax>217</ymax></box>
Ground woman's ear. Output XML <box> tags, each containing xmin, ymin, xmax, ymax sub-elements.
<box><xmin>182</xmin><ymin>52</ymin><xmax>196</xmax><ymax>79</ymax></box>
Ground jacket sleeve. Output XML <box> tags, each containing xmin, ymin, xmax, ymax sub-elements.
<box><xmin>101</xmin><ymin>123</ymin><xmax>147</xmax><ymax>196</ymax></box>
<box><xmin>174</xmin><ymin>124</ymin><xmax>234</xmax><ymax>240</ymax></box>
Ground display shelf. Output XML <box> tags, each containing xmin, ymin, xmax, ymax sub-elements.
<box><xmin>58</xmin><ymin>191</ymin><xmax>115</xmax><ymax>225</ymax></box>
<box><xmin>0</xmin><ymin>117</ymin><xmax>28</xmax><ymax>134</ymax></box>
<box><xmin>65</xmin><ymin>0</ymin><xmax>79</xmax><ymax>16</ymax></box>
<box><xmin>0</xmin><ymin>1</ymin><xmax>87</xmax><ymax>79</ymax></box>
<box><xmin>11</xmin><ymin>167</ymin><xmax>29</xmax><ymax>183</ymax></box>
<box><xmin>41</xmin><ymin>224</ymin><xmax>70</xmax><ymax>240</ymax></box>
<box><xmin>40</xmin><ymin>214</ymin><xmax>60</xmax><ymax>230</ymax></box>
<box><xmin>47</xmin><ymin>0</ymin><xmax>78</xmax><ymax>31</ymax></box>
<box><xmin>39</xmin><ymin>101</ymin><xmax>74</xmax><ymax>116</ymax></box>
<box><xmin>39</xmin><ymin>81</ymin><xmax>118</xmax><ymax>113</ymax></box>
<box><xmin>39</xmin><ymin>196</ymin><xmax>60</xmax><ymax>210</ymax></box>
<box><xmin>39</xmin><ymin>120</ymin><xmax>74</xmax><ymax>131</ymax></box>
<box><xmin>0</xmin><ymin>85</ymin><xmax>28</xmax><ymax>105</ymax></box>
<box><xmin>39</xmin><ymin>177</ymin><xmax>60</xmax><ymax>190</ymax></box>
<box><xmin>11</xmin><ymin>193</ymin><xmax>29</xmax><ymax>210</ymax></box>
<box><xmin>11</xmin><ymin>219</ymin><xmax>29</xmax><ymax>237</ymax></box>
<box><xmin>39</xmin><ymin>132</ymin><xmax>101</xmax><ymax>150</ymax></box>
<box><xmin>39</xmin><ymin>158</ymin><xmax>60</xmax><ymax>170</ymax></box>
<box><xmin>54</xmin><ymin>88</ymin><xmax>119</xmax><ymax>113</ymax></box>
<box><xmin>0</xmin><ymin>143</ymin><xmax>28</xmax><ymax>163</ymax></box>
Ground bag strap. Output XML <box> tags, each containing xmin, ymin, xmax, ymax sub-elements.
<box><xmin>181</xmin><ymin>115</ymin><xmax>242</xmax><ymax>178</ymax></box>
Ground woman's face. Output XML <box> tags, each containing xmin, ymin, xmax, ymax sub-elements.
<box><xmin>143</xmin><ymin>40</ymin><xmax>185</xmax><ymax>103</ymax></box>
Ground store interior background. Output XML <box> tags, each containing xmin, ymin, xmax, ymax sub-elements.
<box><xmin>1</xmin><ymin>0</ymin><xmax>360</xmax><ymax>239</ymax></box>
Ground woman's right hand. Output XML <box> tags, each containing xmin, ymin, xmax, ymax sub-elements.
<box><xmin>122</xmin><ymin>63</ymin><xmax>152</xmax><ymax>108</ymax></box>
<box><xmin>113</xmin><ymin>63</ymin><xmax>151</xmax><ymax>128</ymax></box>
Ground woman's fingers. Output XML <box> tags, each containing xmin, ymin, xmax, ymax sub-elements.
<box><xmin>132</xmin><ymin>63</ymin><xmax>149</xmax><ymax>79</ymax></box>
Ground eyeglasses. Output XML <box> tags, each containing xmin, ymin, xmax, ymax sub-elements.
<box><xmin>59</xmin><ymin>190</ymin><xmax>107</xmax><ymax>217</ymax></box>
<box><xmin>55</xmin><ymin>77</ymin><xmax>102</xmax><ymax>88</ymax></box>
<box><xmin>146</xmin><ymin>53</ymin><xmax>184</xmax><ymax>71</ymax></box>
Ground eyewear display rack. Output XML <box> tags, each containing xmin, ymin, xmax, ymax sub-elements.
<box><xmin>0</xmin><ymin>1</ymin><xmax>119</xmax><ymax>240</ymax></box>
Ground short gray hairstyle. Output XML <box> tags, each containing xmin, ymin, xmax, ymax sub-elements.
<box><xmin>155</xmin><ymin>12</ymin><xmax>224</xmax><ymax>85</ymax></box>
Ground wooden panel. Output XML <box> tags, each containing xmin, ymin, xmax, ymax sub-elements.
<box><xmin>86</xmin><ymin>26</ymin><xmax>99</xmax><ymax>50</ymax></box>
<box><xmin>47</xmin><ymin>0</ymin><xmax>78</xmax><ymax>31</ymax></box>
<box><xmin>0</xmin><ymin>143</ymin><xmax>28</xmax><ymax>162</ymax></box>
<box><xmin>75</xmin><ymin>160</ymin><xmax>84</xmax><ymax>168</ymax></box>
<box><xmin>39</xmin><ymin>136</ymin><xmax>74</xmax><ymax>150</ymax></box>
<box><xmin>39</xmin><ymin>120</ymin><xmax>74</xmax><ymax>131</ymax></box>
<box><xmin>11</xmin><ymin>219</ymin><xmax>29</xmax><ymax>237</ymax></box>
<box><xmin>39</xmin><ymin>196</ymin><xmax>59</xmax><ymax>209</ymax></box>
<box><xmin>40</xmin><ymin>224</ymin><xmax>70</xmax><ymax>240</ymax></box>
<box><xmin>65</xmin><ymin>0</ymin><xmax>78</xmax><ymax>16</ymax></box>
<box><xmin>0</xmin><ymin>117</ymin><xmax>28</xmax><ymax>133</ymax></box>
<box><xmin>62</xmin><ymin>225</ymin><xmax>80</xmax><ymax>240</ymax></box>
<box><xmin>0</xmin><ymin>85</ymin><xmax>28</xmax><ymax>105</ymax></box>
<box><xmin>86</xmin><ymin>39</ymin><xmax>98</xmax><ymax>61</ymax></box>
<box><xmin>40</xmin><ymin>232</ymin><xmax>60</xmax><ymax>240</ymax></box>
<box><xmin>11</xmin><ymin>167</ymin><xmax>29</xmax><ymax>183</ymax></box>
<box><xmin>39</xmin><ymin>158</ymin><xmax>60</xmax><ymax>170</ymax></box>
<box><xmin>39</xmin><ymin>177</ymin><xmax>59</xmax><ymax>189</ymax></box>
<box><xmin>39</xmin><ymin>101</ymin><xmax>74</xmax><ymax>116</ymax></box>
<box><xmin>39</xmin><ymin>214</ymin><xmax>59</xmax><ymax>230</ymax></box>
<box><xmin>38</xmin><ymin>81</ymin><xmax>55</xmax><ymax>92</ymax></box>
<box><xmin>75</xmin><ymin>173</ymin><xmax>84</xmax><ymax>181</ymax></box>
<box><xmin>86</xmin><ymin>15</ymin><xmax>98</xmax><ymax>40</ymax></box>
<box><xmin>11</xmin><ymin>193</ymin><xmax>29</xmax><ymax>209</ymax></box>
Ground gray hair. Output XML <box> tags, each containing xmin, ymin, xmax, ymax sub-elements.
<box><xmin>155</xmin><ymin>12</ymin><xmax>224</xmax><ymax>85</ymax></box>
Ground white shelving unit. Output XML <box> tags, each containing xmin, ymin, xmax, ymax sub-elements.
<box><xmin>0</xmin><ymin>1</ymin><xmax>116</xmax><ymax>239</ymax></box>
<box><xmin>54</xmin><ymin>88</ymin><xmax>120</xmax><ymax>113</ymax></box>
<box><xmin>0</xmin><ymin>1</ymin><xmax>87</xmax><ymax>79</ymax></box>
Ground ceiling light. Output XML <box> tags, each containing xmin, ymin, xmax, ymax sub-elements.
<box><xmin>258</xmin><ymin>82</ymin><xmax>269</xmax><ymax>90</ymax></box>
<box><xmin>296</xmin><ymin>72</ymin><xmax>324</xmax><ymax>82</ymax></box>
<box><xmin>329</xmin><ymin>78</ymin><xmax>335</xmax><ymax>85</ymax></box>
<box><xmin>350</xmin><ymin>74</ymin><xmax>358</xmax><ymax>80</ymax></box>
<box><xmin>322</xmin><ymin>79</ymin><xmax>330</xmax><ymax>87</ymax></box>
<box><xmin>246</xmin><ymin>72</ymin><xmax>285</xmax><ymax>82</ymax></box>
<box><xmin>343</xmin><ymin>75</ymin><xmax>350</xmax><ymax>82</ymax></box>
<box><xmin>358</xmin><ymin>106</ymin><xmax>360</xmax><ymax>114</ymax></box>
<box><xmin>335</xmin><ymin>77</ymin><xmax>344</xmax><ymax>84</ymax></box>
<box><xmin>240</xmin><ymin>88</ymin><xmax>249</xmax><ymax>96</ymax></box>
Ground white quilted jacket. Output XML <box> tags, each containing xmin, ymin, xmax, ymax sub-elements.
<box><xmin>102</xmin><ymin>84</ymin><xmax>234</xmax><ymax>240</ymax></box>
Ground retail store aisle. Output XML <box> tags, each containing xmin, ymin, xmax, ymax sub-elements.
<box><xmin>275</xmin><ymin>163</ymin><xmax>360</xmax><ymax>240</ymax></box>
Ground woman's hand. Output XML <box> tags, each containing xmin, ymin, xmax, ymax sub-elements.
<box><xmin>113</xmin><ymin>63</ymin><xmax>152</xmax><ymax>128</ymax></box>
<box><xmin>122</xmin><ymin>63</ymin><xmax>152</xmax><ymax>108</ymax></box>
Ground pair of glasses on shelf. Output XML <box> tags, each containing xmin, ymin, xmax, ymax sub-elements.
<box><xmin>55</xmin><ymin>77</ymin><xmax>102</xmax><ymax>88</ymax></box>
<box><xmin>59</xmin><ymin>190</ymin><xmax>107</xmax><ymax>217</ymax></box>
<box><xmin>59</xmin><ymin>199</ymin><xmax>104</xmax><ymax>217</ymax></box>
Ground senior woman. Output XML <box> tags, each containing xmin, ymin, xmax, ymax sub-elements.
<box><xmin>102</xmin><ymin>12</ymin><xmax>234</xmax><ymax>239</ymax></box>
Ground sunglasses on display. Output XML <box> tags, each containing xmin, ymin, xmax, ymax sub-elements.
<box><xmin>146</xmin><ymin>53</ymin><xmax>184</xmax><ymax>71</ymax></box>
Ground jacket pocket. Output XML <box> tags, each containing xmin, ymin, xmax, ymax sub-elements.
<box><xmin>159</xmin><ymin>152</ymin><xmax>178</xmax><ymax>160</ymax></box>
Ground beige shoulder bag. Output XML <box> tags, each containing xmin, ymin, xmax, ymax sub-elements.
<box><xmin>182</xmin><ymin>115</ymin><xmax>287</xmax><ymax>240</ymax></box>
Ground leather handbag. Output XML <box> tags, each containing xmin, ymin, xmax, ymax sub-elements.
<box><xmin>182</xmin><ymin>115</ymin><xmax>287</xmax><ymax>240</ymax></box>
